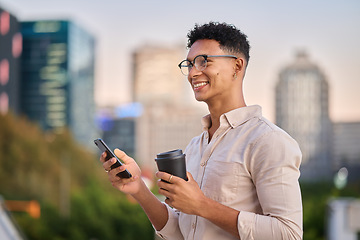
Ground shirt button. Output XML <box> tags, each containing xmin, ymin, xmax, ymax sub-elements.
<box><xmin>192</xmin><ymin>223</ymin><xmax>196</xmax><ymax>229</ymax></box>
<box><xmin>200</xmin><ymin>162</ymin><xmax>206</xmax><ymax>167</ymax></box>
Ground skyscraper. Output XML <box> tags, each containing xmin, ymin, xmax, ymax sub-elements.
<box><xmin>0</xmin><ymin>7</ymin><xmax>22</xmax><ymax>115</ymax></box>
<box><xmin>275</xmin><ymin>51</ymin><xmax>332</xmax><ymax>181</ymax></box>
<box><xmin>20</xmin><ymin>20</ymin><xmax>97</xmax><ymax>148</ymax></box>
<box><xmin>132</xmin><ymin>44</ymin><xmax>206</xmax><ymax>170</ymax></box>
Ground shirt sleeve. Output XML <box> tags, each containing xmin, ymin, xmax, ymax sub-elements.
<box><xmin>238</xmin><ymin>130</ymin><xmax>303</xmax><ymax>240</ymax></box>
<box><xmin>155</xmin><ymin>203</ymin><xmax>183</xmax><ymax>240</ymax></box>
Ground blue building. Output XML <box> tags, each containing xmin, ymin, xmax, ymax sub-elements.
<box><xmin>96</xmin><ymin>103</ymin><xmax>142</xmax><ymax>158</ymax></box>
<box><xmin>20</xmin><ymin>20</ymin><xmax>97</xmax><ymax>147</ymax></box>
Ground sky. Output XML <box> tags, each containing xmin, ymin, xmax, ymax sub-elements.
<box><xmin>1</xmin><ymin>0</ymin><xmax>359</xmax><ymax>122</ymax></box>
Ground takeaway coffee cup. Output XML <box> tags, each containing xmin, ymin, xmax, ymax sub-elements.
<box><xmin>155</xmin><ymin>149</ymin><xmax>188</xmax><ymax>182</ymax></box>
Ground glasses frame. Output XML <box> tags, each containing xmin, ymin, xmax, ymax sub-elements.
<box><xmin>178</xmin><ymin>54</ymin><xmax>238</xmax><ymax>76</ymax></box>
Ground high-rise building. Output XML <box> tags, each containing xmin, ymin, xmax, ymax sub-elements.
<box><xmin>132</xmin><ymin>45</ymin><xmax>207</xmax><ymax>170</ymax></box>
<box><xmin>275</xmin><ymin>51</ymin><xmax>332</xmax><ymax>181</ymax></box>
<box><xmin>20</xmin><ymin>20</ymin><xmax>97</xmax><ymax>148</ymax></box>
<box><xmin>0</xmin><ymin>7</ymin><xmax>22</xmax><ymax>115</ymax></box>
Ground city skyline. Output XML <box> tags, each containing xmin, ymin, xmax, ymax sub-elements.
<box><xmin>1</xmin><ymin>0</ymin><xmax>359</xmax><ymax>122</ymax></box>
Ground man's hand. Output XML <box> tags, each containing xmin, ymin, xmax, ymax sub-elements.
<box><xmin>156</xmin><ymin>171</ymin><xmax>207</xmax><ymax>216</ymax></box>
<box><xmin>100</xmin><ymin>149</ymin><xmax>142</xmax><ymax>195</ymax></box>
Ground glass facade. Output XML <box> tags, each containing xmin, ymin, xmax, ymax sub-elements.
<box><xmin>21</xmin><ymin>20</ymin><xmax>96</xmax><ymax>147</ymax></box>
<box><xmin>68</xmin><ymin>22</ymin><xmax>97</xmax><ymax>147</ymax></box>
<box><xmin>275</xmin><ymin>51</ymin><xmax>332</xmax><ymax>181</ymax></box>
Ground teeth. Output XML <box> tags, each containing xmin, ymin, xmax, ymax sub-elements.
<box><xmin>193</xmin><ymin>82</ymin><xmax>208</xmax><ymax>88</ymax></box>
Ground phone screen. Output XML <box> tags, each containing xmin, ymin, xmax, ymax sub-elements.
<box><xmin>94</xmin><ymin>138</ymin><xmax>132</xmax><ymax>178</ymax></box>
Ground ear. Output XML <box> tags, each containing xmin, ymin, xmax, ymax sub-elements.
<box><xmin>234</xmin><ymin>57</ymin><xmax>245</xmax><ymax>74</ymax></box>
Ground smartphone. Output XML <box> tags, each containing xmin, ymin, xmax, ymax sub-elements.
<box><xmin>94</xmin><ymin>138</ymin><xmax>132</xmax><ymax>178</ymax></box>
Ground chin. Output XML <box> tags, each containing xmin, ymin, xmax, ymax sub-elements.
<box><xmin>194</xmin><ymin>94</ymin><xmax>206</xmax><ymax>102</ymax></box>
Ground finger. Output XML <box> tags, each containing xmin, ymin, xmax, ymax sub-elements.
<box><xmin>156</xmin><ymin>171</ymin><xmax>172</xmax><ymax>183</ymax></box>
<box><xmin>114</xmin><ymin>149</ymin><xmax>135</xmax><ymax>165</ymax></box>
<box><xmin>110</xmin><ymin>175</ymin><xmax>136</xmax><ymax>188</ymax></box>
<box><xmin>157</xmin><ymin>178</ymin><xmax>171</xmax><ymax>190</ymax></box>
<box><xmin>158</xmin><ymin>186</ymin><xmax>171</xmax><ymax>198</ymax></box>
<box><xmin>156</xmin><ymin>171</ymin><xmax>182</xmax><ymax>184</ymax></box>
<box><xmin>186</xmin><ymin>171</ymin><xmax>193</xmax><ymax>181</ymax></box>
<box><xmin>111</xmin><ymin>175</ymin><xmax>137</xmax><ymax>185</ymax></box>
<box><xmin>164</xmin><ymin>197</ymin><xmax>173</xmax><ymax>208</ymax></box>
<box><xmin>109</xmin><ymin>163</ymin><xmax>128</xmax><ymax>177</ymax></box>
<box><xmin>99</xmin><ymin>152</ymin><xmax>107</xmax><ymax>163</ymax></box>
<box><xmin>102</xmin><ymin>157</ymin><xmax>116</xmax><ymax>171</ymax></box>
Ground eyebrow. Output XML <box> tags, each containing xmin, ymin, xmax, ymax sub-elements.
<box><xmin>186</xmin><ymin>54</ymin><xmax>207</xmax><ymax>61</ymax></box>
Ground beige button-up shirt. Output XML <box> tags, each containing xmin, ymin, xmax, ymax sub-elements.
<box><xmin>156</xmin><ymin>105</ymin><xmax>303</xmax><ymax>240</ymax></box>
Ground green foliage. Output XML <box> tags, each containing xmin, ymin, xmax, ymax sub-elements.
<box><xmin>0</xmin><ymin>112</ymin><xmax>154</xmax><ymax>239</ymax></box>
<box><xmin>301</xmin><ymin>180</ymin><xmax>360</xmax><ymax>240</ymax></box>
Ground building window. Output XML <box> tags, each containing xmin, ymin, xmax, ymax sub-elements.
<box><xmin>12</xmin><ymin>32</ymin><xmax>23</xmax><ymax>58</ymax></box>
<box><xmin>0</xmin><ymin>10</ymin><xmax>10</xmax><ymax>35</ymax></box>
<box><xmin>0</xmin><ymin>59</ymin><xmax>9</xmax><ymax>85</ymax></box>
<box><xmin>0</xmin><ymin>92</ymin><xmax>9</xmax><ymax>114</ymax></box>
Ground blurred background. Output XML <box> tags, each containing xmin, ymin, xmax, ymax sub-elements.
<box><xmin>0</xmin><ymin>0</ymin><xmax>359</xmax><ymax>239</ymax></box>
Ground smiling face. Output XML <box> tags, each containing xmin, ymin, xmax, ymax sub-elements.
<box><xmin>187</xmin><ymin>39</ymin><xmax>242</xmax><ymax>106</ymax></box>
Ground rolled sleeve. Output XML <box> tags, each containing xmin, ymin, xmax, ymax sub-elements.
<box><xmin>238</xmin><ymin>211</ymin><xmax>302</xmax><ymax>240</ymax></box>
<box><xmin>155</xmin><ymin>203</ymin><xmax>183</xmax><ymax>239</ymax></box>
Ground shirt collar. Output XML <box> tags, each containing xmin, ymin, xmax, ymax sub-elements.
<box><xmin>201</xmin><ymin>105</ymin><xmax>262</xmax><ymax>130</ymax></box>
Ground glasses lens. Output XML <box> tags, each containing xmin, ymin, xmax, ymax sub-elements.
<box><xmin>179</xmin><ymin>60</ymin><xmax>191</xmax><ymax>75</ymax></box>
<box><xmin>194</xmin><ymin>55</ymin><xmax>207</xmax><ymax>71</ymax></box>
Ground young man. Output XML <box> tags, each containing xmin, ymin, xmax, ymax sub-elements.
<box><xmin>101</xmin><ymin>22</ymin><xmax>303</xmax><ymax>240</ymax></box>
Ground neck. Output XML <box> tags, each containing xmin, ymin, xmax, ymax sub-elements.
<box><xmin>207</xmin><ymin>98</ymin><xmax>246</xmax><ymax>140</ymax></box>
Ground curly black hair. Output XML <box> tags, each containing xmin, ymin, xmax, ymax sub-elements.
<box><xmin>187</xmin><ymin>22</ymin><xmax>250</xmax><ymax>63</ymax></box>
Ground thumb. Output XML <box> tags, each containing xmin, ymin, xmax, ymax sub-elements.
<box><xmin>114</xmin><ymin>148</ymin><xmax>134</xmax><ymax>165</ymax></box>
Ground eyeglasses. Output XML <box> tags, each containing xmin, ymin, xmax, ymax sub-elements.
<box><xmin>178</xmin><ymin>54</ymin><xmax>237</xmax><ymax>76</ymax></box>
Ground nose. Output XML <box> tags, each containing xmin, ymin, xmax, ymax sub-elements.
<box><xmin>188</xmin><ymin>65</ymin><xmax>202</xmax><ymax>79</ymax></box>
<box><xmin>187</xmin><ymin>68</ymin><xmax>202</xmax><ymax>85</ymax></box>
